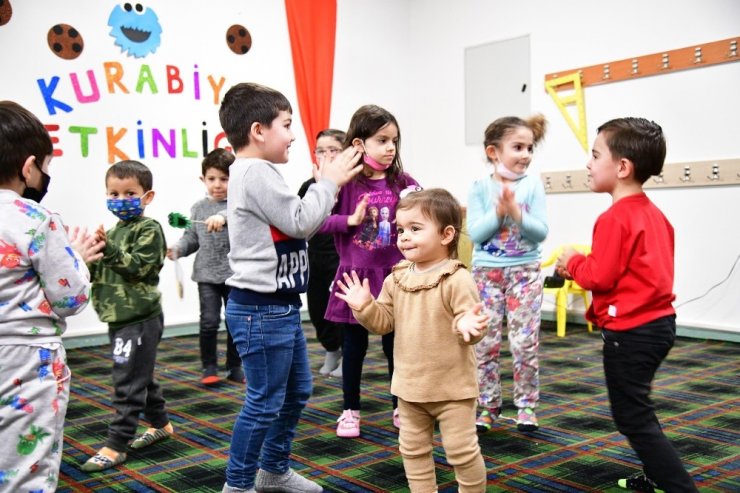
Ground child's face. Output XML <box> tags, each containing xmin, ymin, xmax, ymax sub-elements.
<box><xmin>106</xmin><ymin>175</ymin><xmax>153</xmax><ymax>207</ymax></box>
<box><xmin>201</xmin><ymin>167</ymin><xmax>229</xmax><ymax>201</ymax></box>
<box><xmin>358</xmin><ymin>123</ymin><xmax>398</xmax><ymax>170</ymax></box>
<box><xmin>261</xmin><ymin>110</ymin><xmax>295</xmax><ymax>164</ymax></box>
<box><xmin>314</xmin><ymin>135</ymin><xmax>343</xmax><ymax>165</ymax></box>
<box><xmin>487</xmin><ymin>126</ymin><xmax>534</xmax><ymax>175</ymax></box>
<box><xmin>396</xmin><ymin>206</ymin><xmax>452</xmax><ymax>271</ymax></box>
<box><xmin>587</xmin><ymin>132</ymin><xmax>619</xmax><ymax>193</ymax></box>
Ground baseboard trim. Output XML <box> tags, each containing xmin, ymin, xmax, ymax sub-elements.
<box><xmin>541</xmin><ymin>310</ymin><xmax>740</xmax><ymax>343</ymax></box>
<box><xmin>61</xmin><ymin>310</ymin><xmax>738</xmax><ymax>348</ymax></box>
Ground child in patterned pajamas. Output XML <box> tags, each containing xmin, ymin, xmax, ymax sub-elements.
<box><xmin>0</xmin><ymin>100</ymin><xmax>102</xmax><ymax>492</ymax></box>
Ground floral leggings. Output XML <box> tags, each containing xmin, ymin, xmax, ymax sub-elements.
<box><xmin>473</xmin><ymin>262</ymin><xmax>542</xmax><ymax>411</ymax></box>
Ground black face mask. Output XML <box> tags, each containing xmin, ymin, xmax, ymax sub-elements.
<box><xmin>21</xmin><ymin>161</ymin><xmax>51</xmax><ymax>203</ymax></box>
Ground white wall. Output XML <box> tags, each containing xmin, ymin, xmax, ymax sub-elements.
<box><xmin>1</xmin><ymin>1</ymin><xmax>738</xmax><ymax>337</ymax></box>
<box><xmin>0</xmin><ymin>0</ymin><xmax>415</xmax><ymax>337</ymax></box>
<box><xmin>404</xmin><ymin>0</ymin><xmax>740</xmax><ymax>335</ymax></box>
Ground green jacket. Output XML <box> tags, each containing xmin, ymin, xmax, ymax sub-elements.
<box><xmin>90</xmin><ymin>216</ymin><xmax>166</xmax><ymax>330</ymax></box>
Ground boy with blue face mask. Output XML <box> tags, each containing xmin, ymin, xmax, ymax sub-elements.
<box><xmin>81</xmin><ymin>160</ymin><xmax>173</xmax><ymax>472</ymax></box>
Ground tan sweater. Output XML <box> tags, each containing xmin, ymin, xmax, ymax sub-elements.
<box><xmin>353</xmin><ymin>259</ymin><xmax>483</xmax><ymax>403</ymax></box>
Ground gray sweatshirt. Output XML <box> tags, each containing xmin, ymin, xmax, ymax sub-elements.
<box><xmin>226</xmin><ymin>158</ymin><xmax>337</xmax><ymax>295</ymax></box>
<box><xmin>172</xmin><ymin>197</ymin><xmax>231</xmax><ymax>284</ymax></box>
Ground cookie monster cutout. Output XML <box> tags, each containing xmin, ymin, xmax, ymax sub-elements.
<box><xmin>108</xmin><ymin>2</ymin><xmax>162</xmax><ymax>58</ymax></box>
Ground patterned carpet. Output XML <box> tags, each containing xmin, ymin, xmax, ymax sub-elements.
<box><xmin>58</xmin><ymin>323</ymin><xmax>739</xmax><ymax>492</ymax></box>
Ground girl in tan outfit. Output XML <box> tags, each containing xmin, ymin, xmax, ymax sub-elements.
<box><xmin>336</xmin><ymin>188</ymin><xmax>489</xmax><ymax>493</ymax></box>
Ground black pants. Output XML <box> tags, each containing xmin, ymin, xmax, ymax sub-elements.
<box><xmin>602</xmin><ymin>315</ymin><xmax>697</xmax><ymax>492</ymax></box>
<box><xmin>106</xmin><ymin>314</ymin><xmax>169</xmax><ymax>452</ymax></box>
<box><xmin>341</xmin><ymin>322</ymin><xmax>397</xmax><ymax>410</ymax></box>
<box><xmin>198</xmin><ymin>282</ymin><xmax>239</xmax><ymax>370</ymax></box>
<box><xmin>307</xmin><ymin>250</ymin><xmax>342</xmax><ymax>351</ymax></box>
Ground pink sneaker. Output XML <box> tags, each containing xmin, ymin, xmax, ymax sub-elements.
<box><xmin>336</xmin><ymin>409</ymin><xmax>360</xmax><ymax>438</ymax></box>
<box><xmin>392</xmin><ymin>408</ymin><xmax>401</xmax><ymax>429</ymax></box>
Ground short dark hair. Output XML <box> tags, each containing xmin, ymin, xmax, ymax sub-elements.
<box><xmin>316</xmin><ymin>128</ymin><xmax>346</xmax><ymax>143</ymax></box>
<box><xmin>597</xmin><ymin>117</ymin><xmax>666</xmax><ymax>184</ymax></box>
<box><xmin>397</xmin><ymin>188</ymin><xmax>462</xmax><ymax>258</ymax></box>
<box><xmin>202</xmin><ymin>148</ymin><xmax>235</xmax><ymax>176</ymax></box>
<box><xmin>0</xmin><ymin>101</ymin><xmax>53</xmax><ymax>184</ymax></box>
<box><xmin>105</xmin><ymin>160</ymin><xmax>153</xmax><ymax>192</ymax></box>
<box><xmin>219</xmin><ymin>82</ymin><xmax>292</xmax><ymax>152</ymax></box>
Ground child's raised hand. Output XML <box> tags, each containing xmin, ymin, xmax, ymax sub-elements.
<box><xmin>334</xmin><ymin>270</ymin><xmax>373</xmax><ymax>311</ymax></box>
<box><xmin>204</xmin><ymin>214</ymin><xmax>226</xmax><ymax>232</ymax></box>
<box><xmin>166</xmin><ymin>246</ymin><xmax>178</xmax><ymax>260</ymax></box>
<box><xmin>311</xmin><ymin>159</ymin><xmax>322</xmax><ymax>183</ymax></box>
<box><xmin>498</xmin><ymin>185</ymin><xmax>521</xmax><ymax>222</ymax></box>
<box><xmin>320</xmin><ymin>146</ymin><xmax>363</xmax><ymax>187</ymax></box>
<box><xmin>69</xmin><ymin>226</ymin><xmax>105</xmax><ymax>263</ymax></box>
<box><xmin>456</xmin><ymin>302</ymin><xmax>489</xmax><ymax>343</ymax></box>
<box><xmin>347</xmin><ymin>194</ymin><xmax>369</xmax><ymax>226</ymax></box>
<box><xmin>94</xmin><ymin>224</ymin><xmax>107</xmax><ymax>243</ymax></box>
<box><xmin>556</xmin><ymin>246</ymin><xmax>578</xmax><ymax>279</ymax></box>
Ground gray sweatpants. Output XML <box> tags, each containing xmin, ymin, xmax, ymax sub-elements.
<box><xmin>105</xmin><ymin>314</ymin><xmax>169</xmax><ymax>452</ymax></box>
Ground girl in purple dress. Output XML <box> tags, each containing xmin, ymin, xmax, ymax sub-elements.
<box><xmin>320</xmin><ymin>105</ymin><xmax>419</xmax><ymax>438</ymax></box>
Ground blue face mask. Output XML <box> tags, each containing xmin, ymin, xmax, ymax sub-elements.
<box><xmin>107</xmin><ymin>196</ymin><xmax>145</xmax><ymax>220</ymax></box>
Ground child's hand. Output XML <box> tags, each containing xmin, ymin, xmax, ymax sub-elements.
<box><xmin>311</xmin><ymin>159</ymin><xmax>322</xmax><ymax>183</ymax></box>
<box><xmin>334</xmin><ymin>270</ymin><xmax>373</xmax><ymax>311</ymax></box>
<box><xmin>94</xmin><ymin>224</ymin><xmax>107</xmax><ymax>244</ymax></box>
<box><xmin>204</xmin><ymin>214</ymin><xmax>226</xmax><ymax>232</ymax></box>
<box><xmin>69</xmin><ymin>226</ymin><xmax>105</xmax><ymax>263</ymax></box>
<box><xmin>320</xmin><ymin>146</ymin><xmax>363</xmax><ymax>187</ymax></box>
<box><xmin>457</xmin><ymin>302</ymin><xmax>489</xmax><ymax>342</ymax></box>
<box><xmin>498</xmin><ymin>186</ymin><xmax>521</xmax><ymax>222</ymax></box>
<box><xmin>556</xmin><ymin>247</ymin><xmax>578</xmax><ymax>279</ymax></box>
<box><xmin>347</xmin><ymin>194</ymin><xmax>369</xmax><ymax>226</ymax></box>
<box><xmin>166</xmin><ymin>246</ymin><xmax>178</xmax><ymax>260</ymax></box>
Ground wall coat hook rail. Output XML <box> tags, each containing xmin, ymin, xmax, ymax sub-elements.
<box><xmin>541</xmin><ymin>159</ymin><xmax>740</xmax><ymax>194</ymax></box>
<box><xmin>544</xmin><ymin>36</ymin><xmax>739</xmax><ymax>90</ymax></box>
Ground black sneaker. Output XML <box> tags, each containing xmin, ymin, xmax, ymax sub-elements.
<box><xmin>226</xmin><ymin>367</ymin><xmax>245</xmax><ymax>384</ymax></box>
<box><xmin>618</xmin><ymin>472</ymin><xmax>664</xmax><ymax>493</ymax></box>
<box><xmin>201</xmin><ymin>365</ymin><xmax>220</xmax><ymax>386</ymax></box>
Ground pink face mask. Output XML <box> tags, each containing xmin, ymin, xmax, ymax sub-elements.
<box><xmin>361</xmin><ymin>142</ymin><xmax>392</xmax><ymax>171</ymax></box>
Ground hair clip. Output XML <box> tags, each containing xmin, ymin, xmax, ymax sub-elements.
<box><xmin>399</xmin><ymin>185</ymin><xmax>423</xmax><ymax>199</ymax></box>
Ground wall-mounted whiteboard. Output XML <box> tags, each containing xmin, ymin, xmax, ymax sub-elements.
<box><xmin>464</xmin><ymin>35</ymin><xmax>530</xmax><ymax>145</ymax></box>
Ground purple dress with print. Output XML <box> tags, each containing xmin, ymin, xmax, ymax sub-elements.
<box><xmin>319</xmin><ymin>173</ymin><xmax>419</xmax><ymax>324</ymax></box>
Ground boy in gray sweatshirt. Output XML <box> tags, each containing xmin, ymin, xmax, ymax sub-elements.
<box><xmin>168</xmin><ymin>148</ymin><xmax>242</xmax><ymax>385</ymax></box>
<box><xmin>218</xmin><ymin>82</ymin><xmax>363</xmax><ymax>493</ymax></box>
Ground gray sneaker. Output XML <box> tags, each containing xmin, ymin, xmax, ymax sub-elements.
<box><xmin>255</xmin><ymin>468</ymin><xmax>322</xmax><ymax>493</ymax></box>
<box><xmin>221</xmin><ymin>483</ymin><xmax>255</xmax><ymax>493</ymax></box>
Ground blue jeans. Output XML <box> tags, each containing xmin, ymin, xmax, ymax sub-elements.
<box><xmin>224</xmin><ymin>302</ymin><xmax>313</xmax><ymax>489</ymax></box>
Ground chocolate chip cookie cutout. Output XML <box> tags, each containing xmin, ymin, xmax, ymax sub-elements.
<box><xmin>48</xmin><ymin>23</ymin><xmax>84</xmax><ymax>60</ymax></box>
<box><xmin>0</xmin><ymin>0</ymin><xmax>13</xmax><ymax>26</ymax></box>
<box><xmin>226</xmin><ymin>24</ymin><xmax>252</xmax><ymax>55</ymax></box>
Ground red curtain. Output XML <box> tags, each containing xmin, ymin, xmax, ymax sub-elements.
<box><xmin>285</xmin><ymin>0</ymin><xmax>337</xmax><ymax>157</ymax></box>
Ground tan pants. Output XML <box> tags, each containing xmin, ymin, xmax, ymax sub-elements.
<box><xmin>398</xmin><ymin>398</ymin><xmax>486</xmax><ymax>492</ymax></box>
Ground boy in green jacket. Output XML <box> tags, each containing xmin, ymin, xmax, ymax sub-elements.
<box><xmin>82</xmin><ymin>160</ymin><xmax>173</xmax><ymax>472</ymax></box>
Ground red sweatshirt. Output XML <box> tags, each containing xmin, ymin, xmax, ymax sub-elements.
<box><xmin>567</xmin><ymin>193</ymin><xmax>675</xmax><ymax>330</ymax></box>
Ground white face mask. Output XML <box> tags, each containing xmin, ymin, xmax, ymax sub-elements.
<box><xmin>495</xmin><ymin>161</ymin><xmax>526</xmax><ymax>181</ymax></box>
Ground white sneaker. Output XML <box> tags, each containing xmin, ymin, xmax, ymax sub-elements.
<box><xmin>329</xmin><ymin>364</ymin><xmax>342</xmax><ymax>378</ymax></box>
